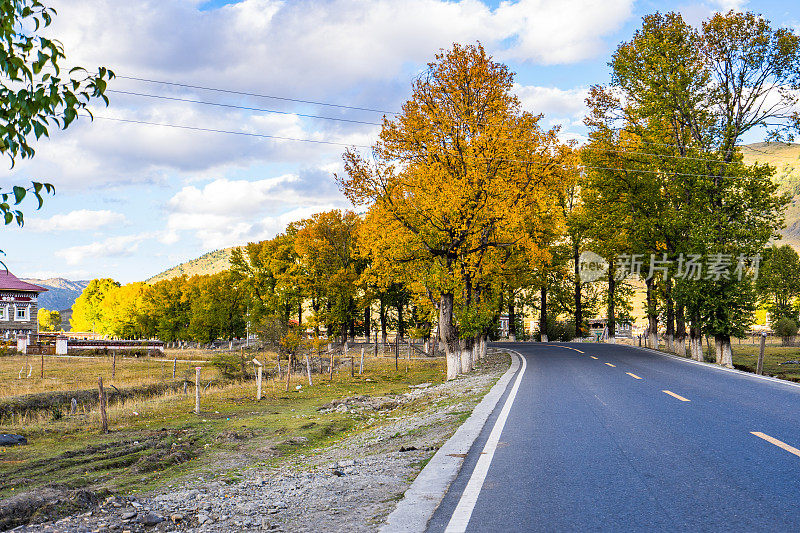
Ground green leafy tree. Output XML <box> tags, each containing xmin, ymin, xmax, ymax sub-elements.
<box><xmin>756</xmin><ymin>244</ymin><xmax>800</xmax><ymax>321</ymax></box>
<box><xmin>593</xmin><ymin>11</ymin><xmax>791</xmax><ymax>366</ymax></box>
<box><xmin>773</xmin><ymin>316</ymin><xmax>799</xmax><ymax>346</ymax></box>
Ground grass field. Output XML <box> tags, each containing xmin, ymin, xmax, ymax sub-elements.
<box><xmin>0</xmin><ymin>353</ymin><xmax>221</xmax><ymax>399</ymax></box>
<box><xmin>731</xmin><ymin>342</ymin><xmax>800</xmax><ymax>381</ymax></box>
<box><xmin>0</xmin><ymin>350</ymin><xmax>447</xmax><ymax>509</ymax></box>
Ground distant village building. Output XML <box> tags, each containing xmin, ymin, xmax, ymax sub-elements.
<box><xmin>588</xmin><ymin>318</ymin><xmax>632</xmax><ymax>340</ymax></box>
<box><xmin>0</xmin><ymin>271</ymin><xmax>47</xmax><ymax>338</ymax></box>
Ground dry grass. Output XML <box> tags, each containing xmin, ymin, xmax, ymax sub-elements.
<box><xmin>0</xmin><ymin>351</ymin><xmax>451</xmax><ymax>504</ymax></box>
<box><xmin>0</xmin><ymin>354</ymin><xmax>222</xmax><ymax>399</ymax></box>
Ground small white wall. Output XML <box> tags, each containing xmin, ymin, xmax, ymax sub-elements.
<box><xmin>56</xmin><ymin>336</ymin><xmax>68</xmax><ymax>355</ymax></box>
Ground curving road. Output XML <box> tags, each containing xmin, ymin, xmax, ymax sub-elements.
<box><xmin>427</xmin><ymin>342</ymin><xmax>800</xmax><ymax>532</ymax></box>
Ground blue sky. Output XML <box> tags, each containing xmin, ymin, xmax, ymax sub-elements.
<box><xmin>2</xmin><ymin>0</ymin><xmax>799</xmax><ymax>283</ymax></box>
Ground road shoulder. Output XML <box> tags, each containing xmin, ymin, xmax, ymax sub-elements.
<box><xmin>381</xmin><ymin>350</ymin><xmax>522</xmax><ymax>533</ymax></box>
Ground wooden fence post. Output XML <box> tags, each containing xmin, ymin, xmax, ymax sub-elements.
<box><xmin>195</xmin><ymin>367</ymin><xmax>201</xmax><ymax>414</ymax></box>
<box><xmin>305</xmin><ymin>355</ymin><xmax>313</xmax><ymax>386</ymax></box>
<box><xmin>98</xmin><ymin>376</ymin><xmax>108</xmax><ymax>433</ymax></box>
<box><xmin>112</xmin><ymin>351</ymin><xmax>116</xmax><ymax>379</ymax></box>
<box><xmin>40</xmin><ymin>352</ymin><xmax>44</xmax><ymax>379</ymax></box>
<box><xmin>374</xmin><ymin>340</ymin><xmax>378</xmax><ymax>359</ymax></box>
<box><xmin>329</xmin><ymin>349</ymin><xmax>334</xmax><ymax>380</ymax></box>
<box><xmin>253</xmin><ymin>358</ymin><xmax>263</xmax><ymax>400</ymax></box>
<box><xmin>172</xmin><ymin>358</ymin><xmax>177</xmax><ymax>379</ymax></box>
<box><xmin>395</xmin><ymin>340</ymin><xmax>399</xmax><ymax>370</ymax></box>
<box><xmin>360</xmin><ymin>347</ymin><xmax>364</xmax><ymax>375</ymax></box>
<box><xmin>350</xmin><ymin>356</ymin><xmax>354</xmax><ymax>377</ymax></box>
<box><xmin>757</xmin><ymin>333</ymin><xmax>766</xmax><ymax>375</ymax></box>
<box><xmin>285</xmin><ymin>353</ymin><xmax>292</xmax><ymax>392</ymax></box>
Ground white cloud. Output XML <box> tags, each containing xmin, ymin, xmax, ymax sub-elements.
<box><xmin>515</xmin><ymin>84</ymin><xmax>588</xmax><ymax>119</ymax></box>
<box><xmin>164</xmin><ymin>167</ymin><xmax>348</xmax><ymax>249</ymax></box>
<box><xmin>12</xmin><ymin>0</ymin><xmax>635</xmax><ymax>190</ymax></box>
<box><xmin>20</xmin><ymin>269</ymin><xmax>93</xmax><ymax>281</ymax></box>
<box><xmin>56</xmin><ymin>233</ymin><xmax>151</xmax><ymax>265</ymax></box>
<box><xmin>709</xmin><ymin>0</ymin><xmax>748</xmax><ymax>11</ymax></box>
<box><xmin>495</xmin><ymin>0</ymin><xmax>634</xmax><ymax>65</ymax></box>
<box><xmin>26</xmin><ymin>209</ymin><xmax>126</xmax><ymax>232</ymax></box>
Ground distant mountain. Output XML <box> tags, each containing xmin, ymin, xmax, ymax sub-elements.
<box><xmin>146</xmin><ymin>247</ymin><xmax>237</xmax><ymax>283</ymax></box>
<box><xmin>22</xmin><ymin>278</ymin><xmax>90</xmax><ymax>312</ymax></box>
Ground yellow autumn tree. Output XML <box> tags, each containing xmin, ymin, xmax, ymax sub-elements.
<box><xmin>338</xmin><ymin>43</ymin><xmax>570</xmax><ymax>379</ymax></box>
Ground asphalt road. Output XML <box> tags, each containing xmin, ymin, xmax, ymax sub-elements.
<box><xmin>427</xmin><ymin>342</ymin><xmax>800</xmax><ymax>532</ymax></box>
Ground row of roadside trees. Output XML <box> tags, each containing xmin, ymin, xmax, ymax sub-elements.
<box><xmin>69</xmin><ymin>10</ymin><xmax>800</xmax><ymax>380</ymax></box>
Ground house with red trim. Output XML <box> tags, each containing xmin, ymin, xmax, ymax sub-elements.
<box><xmin>0</xmin><ymin>271</ymin><xmax>47</xmax><ymax>337</ymax></box>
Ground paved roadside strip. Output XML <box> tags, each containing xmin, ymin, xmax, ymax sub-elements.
<box><xmin>381</xmin><ymin>350</ymin><xmax>523</xmax><ymax>533</ymax></box>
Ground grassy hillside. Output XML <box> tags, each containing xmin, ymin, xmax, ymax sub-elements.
<box><xmin>741</xmin><ymin>142</ymin><xmax>800</xmax><ymax>247</ymax></box>
<box><xmin>146</xmin><ymin>247</ymin><xmax>237</xmax><ymax>283</ymax></box>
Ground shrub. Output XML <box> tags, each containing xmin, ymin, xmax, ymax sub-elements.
<box><xmin>774</xmin><ymin>317</ymin><xmax>799</xmax><ymax>345</ymax></box>
<box><xmin>210</xmin><ymin>353</ymin><xmax>246</xmax><ymax>379</ymax></box>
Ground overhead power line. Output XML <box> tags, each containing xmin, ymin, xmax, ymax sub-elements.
<box><xmin>93</xmin><ymin>114</ymin><xmax>764</xmax><ymax>180</ymax></box>
<box><xmin>105</xmin><ymin>90</ymin><xmax>748</xmax><ymax>166</ymax></box>
<box><xmin>114</xmin><ymin>75</ymin><xmax>401</xmax><ymax>116</ymax></box>
<box><xmin>107</xmin><ymin>89</ymin><xmax>385</xmax><ymax>126</ymax></box>
<box><xmin>93</xmin><ymin>115</ymin><xmax>374</xmax><ymax>149</ymax></box>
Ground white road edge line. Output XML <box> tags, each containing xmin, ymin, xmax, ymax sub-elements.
<box><xmin>444</xmin><ymin>350</ymin><xmax>528</xmax><ymax>533</ymax></box>
<box><xmin>635</xmin><ymin>345</ymin><xmax>800</xmax><ymax>392</ymax></box>
<box><xmin>380</xmin><ymin>350</ymin><xmax>522</xmax><ymax>533</ymax></box>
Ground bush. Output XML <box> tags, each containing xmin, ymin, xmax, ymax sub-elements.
<box><xmin>210</xmin><ymin>352</ymin><xmax>246</xmax><ymax>379</ymax></box>
<box><xmin>774</xmin><ymin>317</ymin><xmax>799</xmax><ymax>345</ymax></box>
<box><xmin>535</xmin><ymin>317</ymin><xmax>575</xmax><ymax>342</ymax></box>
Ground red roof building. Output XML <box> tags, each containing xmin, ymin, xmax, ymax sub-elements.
<box><xmin>0</xmin><ymin>271</ymin><xmax>47</xmax><ymax>338</ymax></box>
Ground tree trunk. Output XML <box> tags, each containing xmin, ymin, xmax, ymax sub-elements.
<box><xmin>689</xmin><ymin>314</ymin><xmax>703</xmax><ymax>362</ymax></box>
<box><xmin>340</xmin><ymin>322</ymin><xmax>348</xmax><ymax>346</ymax></box>
<box><xmin>396</xmin><ymin>303</ymin><xmax>404</xmax><ymax>341</ymax></box>
<box><xmin>440</xmin><ymin>293</ymin><xmax>459</xmax><ymax>380</ymax></box>
<box><xmin>675</xmin><ymin>303</ymin><xmax>686</xmax><ymax>357</ymax></box>
<box><xmin>665</xmin><ymin>279</ymin><xmax>674</xmax><ymax>353</ymax></box>
<box><xmin>573</xmin><ymin>242</ymin><xmax>582</xmax><ymax>338</ymax></box>
<box><xmin>607</xmin><ymin>267</ymin><xmax>616</xmax><ymax>344</ymax></box>
<box><xmin>460</xmin><ymin>337</ymin><xmax>473</xmax><ymax>374</ymax></box>
<box><xmin>472</xmin><ymin>334</ymin><xmax>481</xmax><ymax>367</ymax></box>
<box><xmin>479</xmin><ymin>334</ymin><xmax>487</xmax><ymax>360</ymax></box>
<box><xmin>380</xmin><ymin>294</ymin><xmax>387</xmax><ymax>347</ymax></box>
<box><xmin>646</xmin><ymin>277</ymin><xmax>658</xmax><ymax>349</ymax></box>
<box><xmin>364</xmin><ymin>306</ymin><xmax>371</xmax><ymax>343</ymax></box>
<box><xmin>719</xmin><ymin>334</ymin><xmax>733</xmax><ymax>368</ymax></box>
<box><xmin>298</xmin><ymin>301</ymin><xmax>302</xmax><ymax>327</ymax></box>
<box><xmin>508</xmin><ymin>294</ymin><xmax>516</xmax><ymax>342</ymax></box>
<box><xmin>540</xmin><ymin>286</ymin><xmax>548</xmax><ymax>342</ymax></box>
<box><xmin>714</xmin><ymin>334</ymin><xmax>728</xmax><ymax>366</ymax></box>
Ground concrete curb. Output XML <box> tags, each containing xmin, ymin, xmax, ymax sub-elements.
<box><xmin>380</xmin><ymin>350</ymin><xmax>522</xmax><ymax>533</ymax></box>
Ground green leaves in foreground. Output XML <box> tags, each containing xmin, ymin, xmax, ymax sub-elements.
<box><xmin>0</xmin><ymin>181</ymin><xmax>54</xmax><ymax>226</ymax></box>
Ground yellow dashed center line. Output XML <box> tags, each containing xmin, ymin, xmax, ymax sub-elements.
<box><xmin>590</xmin><ymin>356</ymin><xmax>598</xmax><ymax>360</ymax></box>
<box><xmin>626</xmin><ymin>372</ymin><xmax>642</xmax><ymax>380</ymax></box>
<box><xmin>544</xmin><ymin>345</ymin><xmax>584</xmax><ymax>353</ymax></box>
<box><xmin>662</xmin><ymin>390</ymin><xmax>690</xmax><ymax>402</ymax></box>
<box><xmin>604</xmin><ymin>362</ymin><xmax>616</xmax><ymax>367</ymax></box>
<box><xmin>751</xmin><ymin>432</ymin><xmax>800</xmax><ymax>458</ymax></box>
